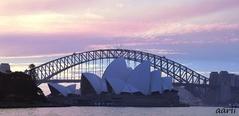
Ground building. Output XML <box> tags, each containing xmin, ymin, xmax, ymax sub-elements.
<box><xmin>0</xmin><ymin>63</ymin><xmax>11</xmax><ymax>73</ymax></box>
<box><xmin>46</xmin><ymin>58</ymin><xmax>181</xmax><ymax>106</ymax></box>
<box><xmin>81</xmin><ymin>73</ymin><xmax>107</xmax><ymax>95</ymax></box>
<box><xmin>81</xmin><ymin>58</ymin><xmax>173</xmax><ymax>96</ymax></box>
<box><xmin>47</xmin><ymin>83</ymin><xmax>77</xmax><ymax>97</ymax></box>
<box><xmin>208</xmin><ymin>71</ymin><xmax>239</xmax><ymax>104</ymax></box>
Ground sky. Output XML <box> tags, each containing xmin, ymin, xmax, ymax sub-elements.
<box><xmin>0</xmin><ymin>0</ymin><xmax>239</xmax><ymax>75</ymax></box>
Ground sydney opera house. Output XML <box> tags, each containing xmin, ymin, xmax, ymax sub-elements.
<box><xmin>48</xmin><ymin>83</ymin><xmax>77</xmax><ymax>97</ymax></box>
<box><xmin>48</xmin><ymin>58</ymin><xmax>173</xmax><ymax>96</ymax></box>
<box><xmin>47</xmin><ymin>58</ymin><xmax>180</xmax><ymax>106</ymax></box>
<box><xmin>81</xmin><ymin>58</ymin><xmax>173</xmax><ymax>95</ymax></box>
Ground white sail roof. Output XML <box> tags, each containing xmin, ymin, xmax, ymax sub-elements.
<box><xmin>106</xmin><ymin>77</ymin><xmax>129</xmax><ymax>94</ymax></box>
<box><xmin>80</xmin><ymin>58</ymin><xmax>174</xmax><ymax>95</ymax></box>
<box><xmin>102</xmin><ymin>58</ymin><xmax>132</xmax><ymax>94</ymax></box>
<box><xmin>48</xmin><ymin>83</ymin><xmax>71</xmax><ymax>96</ymax></box>
<box><xmin>162</xmin><ymin>77</ymin><xmax>173</xmax><ymax>91</ymax></box>
<box><xmin>100</xmin><ymin>79</ymin><xmax>108</xmax><ymax>92</ymax></box>
<box><xmin>66</xmin><ymin>84</ymin><xmax>76</xmax><ymax>94</ymax></box>
<box><xmin>150</xmin><ymin>70</ymin><xmax>163</xmax><ymax>93</ymax></box>
<box><xmin>82</xmin><ymin>73</ymin><xmax>107</xmax><ymax>94</ymax></box>
<box><xmin>127</xmin><ymin>61</ymin><xmax>151</xmax><ymax>95</ymax></box>
<box><xmin>121</xmin><ymin>83</ymin><xmax>140</xmax><ymax>93</ymax></box>
<box><xmin>102</xmin><ymin>58</ymin><xmax>130</xmax><ymax>81</ymax></box>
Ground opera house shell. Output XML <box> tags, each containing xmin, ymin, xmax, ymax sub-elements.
<box><xmin>48</xmin><ymin>83</ymin><xmax>77</xmax><ymax>96</ymax></box>
<box><xmin>81</xmin><ymin>58</ymin><xmax>173</xmax><ymax>96</ymax></box>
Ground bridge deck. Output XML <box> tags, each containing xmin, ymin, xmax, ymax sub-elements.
<box><xmin>38</xmin><ymin>79</ymin><xmax>208</xmax><ymax>87</ymax></box>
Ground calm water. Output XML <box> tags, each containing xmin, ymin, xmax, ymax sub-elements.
<box><xmin>0</xmin><ymin>107</ymin><xmax>238</xmax><ymax>116</ymax></box>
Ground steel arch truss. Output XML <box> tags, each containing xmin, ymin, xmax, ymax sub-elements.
<box><xmin>26</xmin><ymin>49</ymin><xmax>209</xmax><ymax>85</ymax></box>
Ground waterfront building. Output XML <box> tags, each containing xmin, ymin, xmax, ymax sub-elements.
<box><xmin>81</xmin><ymin>73</ymin><xmax>107</xmax><ymax>95</ymax></box>
<box><xmin>48</xmin><ymin>83</ymin><xmax>77</xmax><ymax>96</ymax></box>
<box><xmin>208</xmin><ymin>71</ymin><xmax>239</xmax><ymax>104</ymax></box>
<box><xmin>81</xmin><ymin>58</ymin><xmax>173</xmax><ymax>95</ymax></box>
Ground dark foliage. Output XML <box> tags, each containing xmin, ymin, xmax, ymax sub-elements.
<box><xmin>0</xmin><ymin>72</ymin><xmax>46</xmax><ymax>102</ymax></box>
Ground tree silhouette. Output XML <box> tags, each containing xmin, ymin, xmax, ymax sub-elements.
<box><xmin>0</xmin><ymin>71</ymin><xmax>45</xmax><ymax>102</ymax></box>
<box><xmin>28</xmin><ymin>64</ymin><xmax>37</xmax><ymax>81</ymax></box>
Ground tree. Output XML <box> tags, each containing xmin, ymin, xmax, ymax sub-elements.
<box><xmin>29</xmin><ymin>64</ymin><xmax>35</xmax><ymax>70</ymax></box>
<box><xmin>0</xmin><ymin>72</ymin><xmax>46</xmax><ymax>101</ymax></box>
<box><xmin>28</xmin><ymin>64</ymin><xmax>37</xmax><ymax>81</ymax></box>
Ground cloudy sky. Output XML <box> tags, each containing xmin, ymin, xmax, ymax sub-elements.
<box><xmin>0</xmin><ymin>0</ymin><xmax>238</xmax><ymax>74</ymax></box>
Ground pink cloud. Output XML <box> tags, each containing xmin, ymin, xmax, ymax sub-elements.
<box><xmin>139</xmin><ymin>23</ymin><xmax>239</xmax><ymax>38</ymax></box>
<box><xmin>140</xmin><ymin>0</ymin><xmax>239</xmax><ymax>22</ymax></box>
<box><xmin>1</xmin><ymin>0</ymin><xmax>239</xmax><ymax>38</ymax></box>
<box><xmin>0</xmin><ymin>0</ymin><xmax>98</xmax><ymax>15</ymax></box>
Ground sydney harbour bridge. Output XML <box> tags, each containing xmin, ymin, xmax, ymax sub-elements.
<box><xmin>26</xmin><ymin>49</ymin><xmax>209</xmax><ymax>89</ymax></box>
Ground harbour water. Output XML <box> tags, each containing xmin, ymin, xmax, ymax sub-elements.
<box><xmin>0</xmin><ymin>107</ymin><xmax>238</xmax><ymax>116</ymax></box>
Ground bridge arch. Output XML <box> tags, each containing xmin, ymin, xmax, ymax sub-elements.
<box><xmin>27</xmin><ymin>49</ymin><xmax>208</xmax><ymax>85</ymax></box>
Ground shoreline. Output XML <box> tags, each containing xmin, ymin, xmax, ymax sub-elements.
<box><xmin>0</xmin><ymin>101</ymin><xmax>189</xmax><ymax>109</ymax></box>
<box><xmin>0</xmin><ymin>101</ymin><xmax>69</xmax><ymax>109</ymax></box>
<box><xmin>0</xmin><ymin>101</ymin><xmax>233</xmax><ymax>108</ymax></box>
